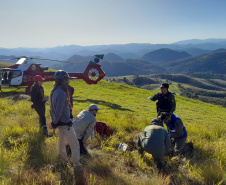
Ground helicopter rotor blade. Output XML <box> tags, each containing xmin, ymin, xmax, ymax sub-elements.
<box><xmin>0</xmin><ymin>58</ymin><xmax>20</xmax><ymax>61</ymax></box>
<box><xmin>30</xmin><ymin>57</ymin><xmax>74</xmax><ymax>64</ymax></box>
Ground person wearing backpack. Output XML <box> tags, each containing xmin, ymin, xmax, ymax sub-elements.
<box><xmin>147</xmin><ymin>83</ymin><xmax>176</xmax><ymax>118</ymax></box>
<box><xmin>50</xmin><ymin>70</ymin><xmax>82</xmax><ymax>175</ymax></box>
<box><xmin>137</xmin><ymin>118</ymin><xmax>171</xmax><ymax>171</ymax></box>
<box><xmin>72</xmin><ymin>104</ymin><xmax>101</xmax><ymax>154</ymax></box>
<box><xmin>30</xmin><ymin>75</ymin><xmax>49</xmax><ymax>136</ymax></box>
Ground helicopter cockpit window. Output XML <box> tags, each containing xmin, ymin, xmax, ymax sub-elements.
<box><xmin>12</xmin><ymin>70</ymin><xmax>22</xmax><ymax>78</ymax></box>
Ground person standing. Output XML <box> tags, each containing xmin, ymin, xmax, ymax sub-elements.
<box><xmin>148</xmin><ymin>83</ymin><xmax>176</xmax><ymax>117</ymax></box>
<box><xmin>73</xmin><ymin>104</ymin><xmax>101</xmax><ymax>154</ymax></box>
<box><xmin>50</xmin><ymin>70</ymin><xmax>82</xmax><ymax>173</ymax></box>
<box><xmin>30</xmin><ymin>75</ymin><xmax>49</xmax><ymax>136</ymax></box>
<box><xmin>137</xmin><ymin>119</ymin><xmax>171</xmax><ymax>170</ymax></box>
<box><xmin>160</xmin><ymin>112</ymin><xmax>188</xmax><ymax>154</ymax></box>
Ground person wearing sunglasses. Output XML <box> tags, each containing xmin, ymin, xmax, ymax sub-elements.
<box><xmin>147</xmin><ymin>83</ymin><xmax>176</xmax><ymax>122</ymax></box>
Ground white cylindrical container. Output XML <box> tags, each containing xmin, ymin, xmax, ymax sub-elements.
<box><xmin>118</xmin><ymin>143</ymin><xmax>128</xmax><ymax>152</ymax></box>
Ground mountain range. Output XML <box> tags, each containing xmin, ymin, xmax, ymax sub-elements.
<box><xmin>1</xmin><ymin>38</ymin><xmax>226</xmax><ymax>76</ymax></box>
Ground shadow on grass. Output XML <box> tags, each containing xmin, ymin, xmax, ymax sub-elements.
<box><xmin>0</xmin><ymin>91</ymin><xmax>22</xmax><ymax>98</ymax></box>
<box><xmin>76</xmin><ymin>98</ymin><xmax>134</xmax><ymax>112</ymax></box>
<box><xmin>82</xmin><ymin>155</ymin><xmax>129</xmax><ymax>185</ymax></box>
<box><xmin>0</xmin><ymin>86</ymin><xmax>26</xmax><ymax>95</ymax></box>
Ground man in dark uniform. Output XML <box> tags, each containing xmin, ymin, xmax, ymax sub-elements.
<box><xmin>148</xmin><ymin>83</ymin><xmax>176</xmax><ymax>117</ymax></box>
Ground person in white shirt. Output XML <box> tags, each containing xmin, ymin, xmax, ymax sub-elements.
<box><xmin>73</xmin><ymin>104</ymin><xmax>101</xmax><ymax>154</ymax></box>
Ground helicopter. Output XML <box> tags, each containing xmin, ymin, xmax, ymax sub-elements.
<box><xmin>0</xmin><ymin>55</ymin><xmax>105</xmax><ymax>94</ymax></box>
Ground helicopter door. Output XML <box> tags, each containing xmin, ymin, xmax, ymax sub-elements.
<box><xmin>10</xmin><ymin>70</ymin><xmax>23</xmax><ymax>85</ymax></box>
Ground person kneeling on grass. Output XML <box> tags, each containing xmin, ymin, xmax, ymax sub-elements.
<box><xmin>160</xmin><ymin>112</ymin><xmax>193</xmax><ymax>155</ymax></box>
<box><xmin>72</xmin><ymin>104</ymin><xmax>101</xmax><ymax>154</ymax></box>
<box><xmin>137</xmin><ymin>119</ymin><xmax>171</xmax><ymax>170</ymax></box>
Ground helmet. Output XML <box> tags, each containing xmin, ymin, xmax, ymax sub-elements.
<box><xmin>34</xmin><ymin>75</ymin><xmax>45</xmax><ymax>81</ymax></box>
<box><xmin>54</xmin><ymin>70</ymin><xmax>70</xmax><ymax>80</ymax></box>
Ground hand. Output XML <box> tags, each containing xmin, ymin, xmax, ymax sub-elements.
<box><xmin>49</xmin><ymin>125</ymin><xmax>55</xmax><ymax>129</ymax></box>
<box><xmin>147</xmin><ymin>96</ymin><xmax>152</xmax><ymax>100</ymax></box>
<box><xmin>43</xmin><ymin>96</ymin><xmax>48</xmax><ymax>102</ymax></box>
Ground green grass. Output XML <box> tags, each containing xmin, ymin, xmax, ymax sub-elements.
<box><xmin>0</xmin><ymin>79</ymin><xmax>226</xmax><ymax>184</ymax></box>
<box><xmin>0</xmin><ymin>62</ymin><xmax>14</xmax><ymax>68</ymax></box>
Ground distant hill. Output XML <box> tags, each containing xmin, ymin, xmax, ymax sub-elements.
<box><xmin>53</xmin><ymin>49</ymin><xmax>226</xmax><ymax>76</ymax></box>
<box><xmin>101</xmin><ymin>59</ymin><xmax>167</xmax><ymax>76</ymax></box>
<box><xmin>53</xmin><ymin>54</ymin><xmax>167</xmax><ymax>76</ymax></box>
<box><xmin>111</xmin><ymin>73</ymin><xmax>226</xmax><ymax>106</ymax></box>
<box><xmin>0</xmin><ymin>55</ymin><xmax>17</xmax><ymax>63</ymax></box>
<box><xmin>142</xmin><ymin>48</ymin><xmax>191</xmax><ymax>63</ymax></box>
<box><xmin>173</xmin><ymin>38</ymin><xmax>226</xmax><ymax>45</ymax></box>
<box><xmin>1</xmin><ymin>38</ymin><xmax>226</xmax><ymax>62</ymax></box>
<box><xmin>66</xmin><ymin>54</ymin><xmax>85</xmax><ymax>61</ymax></box>
<box><xmin>161</xmin><ymin>50</ymin><xmax>226</xmax><ymax>74</ymax></box>
<box><xmin>104</xmin><ymin>53</ymin><xmax>124</xmax><ymax>62</ymax></box>
<box><xmin>182</xmin><ymin>48</ymin><xmax>211</xmax><ymax>56</ymax></box>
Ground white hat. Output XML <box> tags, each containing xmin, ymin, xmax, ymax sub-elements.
<box><xmin>88</xmin><ymin>104</ymin><xmax>101</xmax><ymax>111</ymax></box>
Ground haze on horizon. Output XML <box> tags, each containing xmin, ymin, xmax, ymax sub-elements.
<box><xmin>1</xmin><ymin>0</ymin><xmax>226</xmax><ymax>48</ymax></box>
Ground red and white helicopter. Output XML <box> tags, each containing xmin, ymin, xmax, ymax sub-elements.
<box><xmin>0</xmin><ymin>55</ymin><xmax>105</xmax><ymax>94</ymax></box>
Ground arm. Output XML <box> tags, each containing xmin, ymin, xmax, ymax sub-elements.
<box><xmin>164</xmin><ymin>130</ymin><xmax>171</xmax><ymax>154</ymax></box>
<box><xmin>30</xmin><ymin>87</ymin><xmax>38</xmax><ymax>103</ymax></box>
<box><xmin>169</xmin><ymin>94</ymin><xmax>176</xmax><ymax>113</ymax></box>
<box><xmin>169</xmin><ymin>120</ymin><xmax>184</xmax><ymax>138</ymax></box>
<box><xmin>148</xmin><ymin>93</ymin><xmax>160</xmax><ymax>101</ymax></box>
<box><xmin>53</xmin><ymin>92</ymin><xmax>67</xmax><ymax>124</ymax></box>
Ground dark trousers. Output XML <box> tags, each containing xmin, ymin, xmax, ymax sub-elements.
<box><xmin>34</xmin><ymin>105</ymin><xmax>46</xmax><ymax>127</ymax></box>
<box><xmin>78</xmin><ymin>139</ymin><xmax>88</xmax><ymax>154</ymax></box>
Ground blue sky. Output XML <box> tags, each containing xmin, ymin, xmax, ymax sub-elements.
<box><xmin>1</xmin><ymin>0</ymin><xmax>226</xmax><ymax>48</ymax></box>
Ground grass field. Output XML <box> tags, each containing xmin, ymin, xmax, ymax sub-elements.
<box><xmin>0</xmin><ymin>79</ymin><xmax>225</xmax><ymax>184</ymax></box>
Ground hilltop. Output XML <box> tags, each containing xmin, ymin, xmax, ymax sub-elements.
<box><xmin>108</xmin><ymin>73</ymin><xmax>226</xmax><ymax>106</ymax></box>
<box><xmin>142</xmin><ymin>48</ymin><xmax>191</xmax><ymax>63</ymax></box>
<box><xmin>47</xmin><ymin>49</ymin><xmax>226</xmax><ymax>76</ymax></box>
<box><xmin>1</xmin><ymin>39</ymin><xmax>226</xmax><ymax>77</ymax></box>
<box><xmin>0</xmin><ymin>79</ymin><xmax>225</xmax><ymax>184</ymax></box>
<box><xmin>162</xmin><ymin>50</ymin><xmax>226</xmax><ymax>74</ymax></box>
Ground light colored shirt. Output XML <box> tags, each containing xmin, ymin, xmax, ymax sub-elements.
<box><xmin>72</xmin><ymin>110</ymin><xmax>96</xmax><ymax>144</ymax></box>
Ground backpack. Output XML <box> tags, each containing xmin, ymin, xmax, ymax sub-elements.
<box><xmin>95</xmin><ymin>121</ymin><xmax>110</xmax><ymax>136</ymax></box>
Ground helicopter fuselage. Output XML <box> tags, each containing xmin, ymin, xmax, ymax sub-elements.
<box><xmin>0</xmin><ymin>57</ymin><xmax>105</xmax><ymax>93</ymax></box>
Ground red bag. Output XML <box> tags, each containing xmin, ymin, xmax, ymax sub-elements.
<box><xmin>95</xmin><ymin>121</ymin><xmax>110</xmax><ymax>136</ymax></box>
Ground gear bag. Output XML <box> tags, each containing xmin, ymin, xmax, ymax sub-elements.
<box><xmin>95</xmin><ymin>121</ymin><xmax>110</xmax><ymax>136</ymax></box>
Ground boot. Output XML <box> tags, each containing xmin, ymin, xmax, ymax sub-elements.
<box><xmin>74</xmin><ymin>165</ymin><xmax>83</xmax><ymax>175</ymax></box>
<box><xmin>74</xmin><ymin>165</ymin><xmax>85</xmax><ymax>184</ymax></box>
<box><xmin>42</xmin><ymin>125</ymin><xmax>49</xmax><ymax>137</ymax></box>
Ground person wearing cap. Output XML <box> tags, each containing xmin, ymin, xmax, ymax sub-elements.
<box><xmin>137</xmin><ymin>118</ymin><xmax>171</xmax><ymax>171</ymax></box>
<box><xmin>72</xmin><ymin>104</ymin><xmax>101</xmax><ymax>154</ymax></box>
<box><xmin>148</xmin><ymin>83</ymin><xmax>176</xmax><ymax>118</ymax></box>
<box><xmin>50</xmin><ymin>70</ymin><xmax>82</xmax><ymax>174</ymax></box>
<box><xmin>160</xmin><ymin>112</ymin><xmax>188</xmax><ymax>154</ymax></box>
<box><xmin>30</xmin><ymin>75</ymin><xmax>49</xmax><ymax>136</ymax></box>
